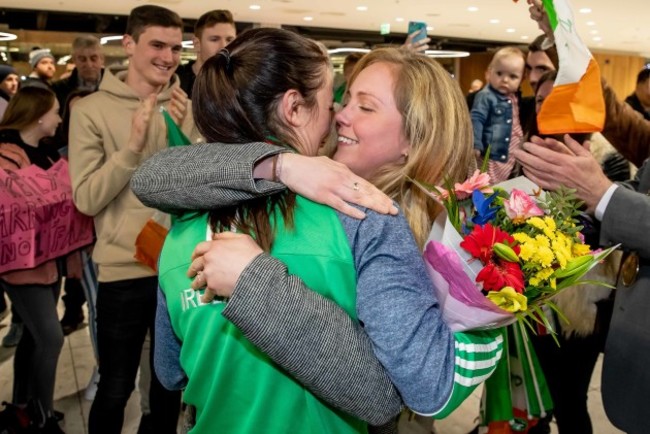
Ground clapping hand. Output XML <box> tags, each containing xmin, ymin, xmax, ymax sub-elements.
<box><xmin>128</xmin><ymin>93</ymin><xmax>157</xmax><ymax>153</ymax></box>
<box><xmin>168</xmin><ymin>87</ymin><xmax>189</xmax><ymax>126</ymax></box>
<box><xmin>513</xmin><ymin>134</ymin><xmax>613</xmax><ymax>213</ymax></box>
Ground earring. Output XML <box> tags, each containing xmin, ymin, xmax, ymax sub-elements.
<box><xmin>38</xmin><ymin>119</ymin><xmax>43</xmax><ymax>124</ymax></box>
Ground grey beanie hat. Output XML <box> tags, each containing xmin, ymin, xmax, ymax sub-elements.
<box><xmin>29</xmin><ymin>48</ymin><xmax>55</xmax><ymax>69</ymax></box>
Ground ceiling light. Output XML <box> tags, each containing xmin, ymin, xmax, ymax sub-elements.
<box><xmin>249</xmin><ymin>5</ymin><xmax>261</xmax><ymax>10</ymax></box>
<box><xmin>356</xmin><ymin>6</ymin><xmax>368</xmax><ymax>11</ymax></box>
<box><xmin>426</xmin><ymin>26</ymin><xmax>434</xmax><ymax>31</ymax></box>
<box><xmin>100</xmin><ymin>35</ymin><xmax>123</xmax><ymax>45</ymax></box>
<box><xmin>489</xmin><ymin>19</ymin><xmax>500</xmax><ymax>24</ymax></box>
<box><xmin>425</xmin><ymin>50</ymin><xmax>470</xmax><ymax>58</ymax></box>
<box><xmin>593</xmin><ymin>36</ymin><xmax>602</xmax><ymax>41</ymax></box>
<box><xmin>327</xmin><ymin>48</ymin><xmax>371</xmax><ymax>55</ymax></box>
<box><xmin>304</xmin><ymin>16</ymin><xmax>313</xmax><ymax>21</ymax></box>
<box><xmin>521</xmin><ymin>35</ymin><xmax>529</xmax><ymax>40</ymax></box>
<box><xmin>589</xmin><ymin>29</ymin><xmax>598</xmax><ymax>34</ymax></box>
<box><xmin>586</xmin><ymin>21</ymin><xmax>596</xmax><ymax>26</ymax></box>
<box><xmin>467</xmin><ymin>7</ymin><xmax>479</xmax><ymax>12</ymax></box>
<box><xmin>395</xmin><ymin>17</ymin><xmax>404</xmax><ymax>22</ymax></box>
<box><xmin>579</xmin><ymin>8</ymin><xmax>592</xmax><ymax>13</ymax></box>
<box><xmin>182</xmin><ymin>40</ymin><xmax>194</xmax><ymax>49</ymax></box>
<box><xmin>0</xmin><ymin>32</ymin><xmax>17</xmax><ymax>41</ymax></box>
<box><xmin>506</xmin><ymin>28</ymin><xmax>516</xmax><ymax>33</ymax></box>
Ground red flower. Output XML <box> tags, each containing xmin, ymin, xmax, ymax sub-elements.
<box><xmin>477</xmin><ymin>261</ymin><xmax>525</xmax><ymax>293</ymax></box>
<box><xmin>460</xmin><ymin>223</ymin><xmax>519</xmax><ymax>264</ymax></box>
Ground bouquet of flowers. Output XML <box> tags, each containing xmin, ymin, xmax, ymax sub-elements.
<box><xmin>416</xmin><ymin>170</ymin><xmax>617</xmax><ymax>334</ymax></box>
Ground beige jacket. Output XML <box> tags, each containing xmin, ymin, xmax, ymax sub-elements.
<box><xmin>69</xmin><ymin>65</ymin><xmax>198</xmax><ymax>282</ymax></box>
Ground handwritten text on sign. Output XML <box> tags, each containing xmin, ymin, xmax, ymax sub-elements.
<box><xmin>0</xmin><ymin>159</ymin><xmax>94</xmax><ymax>274</ymax></box>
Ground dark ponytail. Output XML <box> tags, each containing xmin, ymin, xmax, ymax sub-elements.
<box><xmin>192</xmin><ymin>28</ymin><xmax>330</xmax><ymax>251</ymax></box>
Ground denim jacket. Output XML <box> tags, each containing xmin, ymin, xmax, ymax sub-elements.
<box><xmin>471</xmin><ymin>84</ymin><xmax>516</xmax><ymax>162</ymax></box>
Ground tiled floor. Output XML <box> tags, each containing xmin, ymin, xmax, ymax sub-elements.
<box><xmin>0</xmin><ymin>302</ymin><xmax>152</xmax><ymax>434</ymax></box>
<box><xmin>0</xmin><ymin>300</ymin><xmax>624</xmax><ymax>434</ymax></box>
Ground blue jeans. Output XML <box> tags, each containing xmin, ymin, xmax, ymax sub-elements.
<box><xmin>88</xmin><ymin>276</ymin><xmax>180</xmax><ymax>434</ymax></box>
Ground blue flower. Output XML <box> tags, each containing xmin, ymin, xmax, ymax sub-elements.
<box><xmin>471</xmin><ymin>190</ymin><xmax>499</xmax><ymax>225</ymax></box>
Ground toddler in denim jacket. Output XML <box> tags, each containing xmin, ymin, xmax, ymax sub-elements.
<box><xmin>471</xmin><ymin>47</ymin><xmax>526</xmax><ymax>183</ymax></box>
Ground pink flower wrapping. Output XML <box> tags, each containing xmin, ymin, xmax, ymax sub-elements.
<box><xmin>423</xmin><ymin>211</ymin><xmax>517</xmax><ymax>331</ymax></box>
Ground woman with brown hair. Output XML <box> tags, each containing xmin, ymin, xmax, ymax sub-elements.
<box><xmin>0</xmin><ymin>86</ymin><xmax>65</xmax><ymax>433</ymax></box>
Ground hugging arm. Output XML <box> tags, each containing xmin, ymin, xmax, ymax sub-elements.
<box><xmin>131</xmin><ymin>141</ymin><xmax>287</xmax><ymax>213</ymax></box>
<box><xmin>221</xmin><ymin>254</ymin><xmax>403</xmax><ymax>425</ymax></box>
<box><xmin>131</xmin><ymin>142</ymin><xmax>397</xmax><ymax>218</ymax></box>
<box><xmin>154</xmin><ymin>240</ymin><xmax>403</xmax><ymax>425</ymax></box>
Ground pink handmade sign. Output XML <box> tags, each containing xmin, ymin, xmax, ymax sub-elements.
<box><xmin>0</xmin><ymin>159</ymin><xmax>94</xmax><ymax>274</ymax></box>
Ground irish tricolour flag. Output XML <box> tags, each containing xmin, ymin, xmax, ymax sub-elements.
<box><xmin>537</xmin><ymin>0</ymin><xmax>605</xmax><ymax>134</ymax></box>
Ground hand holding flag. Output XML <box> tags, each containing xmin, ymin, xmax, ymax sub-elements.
<box><xmin>533</xmin><ymin>0</ymin><xmax>606</xmax><ymax>134</ymax></box>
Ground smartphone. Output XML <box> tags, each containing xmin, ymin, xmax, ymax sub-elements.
<box><xmin>407</xmin><ymin>21</ymin><xmax>427</xmax><ymax>44</ymax></box>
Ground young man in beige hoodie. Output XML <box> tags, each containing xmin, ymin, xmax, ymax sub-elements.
<box><xmin>68</xmin><ymin>5</ymin><xmax>196</xmax><ymax>434</ymax></box>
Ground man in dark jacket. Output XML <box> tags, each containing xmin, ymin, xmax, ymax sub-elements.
<box><xmin>176</xmin><ymin>10</ymin><xmax>236</xmax><ymax>98</ymax></box>
<box><xmin>52</xmin><ymin>35</ymin><xmax>104</xmax><ymax>111</ymax></box>
<box><xmin>625</xmin><ymin>67</ymin><xmax>650</xmax><ymax>121</ymax></box>
<box><xmin>515</xmin><ymin>130</ymin><xmax>650</xmax><ymax>434</ymax></box>
<box><xmin>22</xmin><ymin>48</ymin><xmax>56</xmax><ymax>89</ymax></box>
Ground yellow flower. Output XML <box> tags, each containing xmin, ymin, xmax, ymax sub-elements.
<box><xmin>534</xmin><ymin>234</ymin><xmax>551</xmax><ymax>248</ymax></box>
<box><xmin>543</xmin><ymin>216</ymin><xmax>557</xmax><ymax>232</ymax></box>
<box><xmin>527</xmin><ymin>217</ymin><xmax>546</xmax><ymax>231</ymax></box>
<box><xmin>518</xmin><ymin>242</ymin><xmax>536</xmax><ymax>261</ymax></box>
<box><xmin>551</xmin><ymin>233</ymin><xmax>573</xmax><ymax>268</ymax></box>
<box><xmin>529</xmin><ymin>267</ymin><xmax>555</xmax><ymax>287</ymax></box>
<box><xmin>487</xmin><ymin>287</ymin><xmax>528</xmax><ymax>313</ymax></box>
<box><xmin>513</xmin><ymin>233</ymin><xmax>533</xmax><ymax>244</ymax></box>
<box><xmin>527</xmin><ymin>235</ymin><xmax>554</xmax><ymax>268</ymax></box>
<box><xmin>572</xmin><ymin>243</ymin><xmax>591</xmax><ymax>257</ymax></box>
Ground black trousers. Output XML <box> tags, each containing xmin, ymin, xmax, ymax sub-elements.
<box><xmin>88</xmin><ymin>276</ymin><xmax>180</xmax><ymax>434</ymax></box>
<box><xmin>529</xmin><ymin>328</ymin><xmax>602</xmax><ymax>434</ymax></box>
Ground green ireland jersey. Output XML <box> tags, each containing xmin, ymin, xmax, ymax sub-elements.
<box><xmin>158</xmin><ymin>196</ymin><xmax>367</xmax><ymax>434</ymax></box>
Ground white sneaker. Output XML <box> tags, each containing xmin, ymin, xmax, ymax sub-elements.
<box><xmin>84</xmin><ymin>366</ymin><xmax>100</xmax><ymax>401</ymax></box>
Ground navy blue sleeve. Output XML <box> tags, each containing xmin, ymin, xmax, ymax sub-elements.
<box><xmin>154</xmin><ymin>287</ymin><xmax>188</xmax><ymax>391</ymax></box>
<box><xmin>338</xmin><ymin>207</ymin><xmax>456</xmax><ymax>414</ymax></box>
